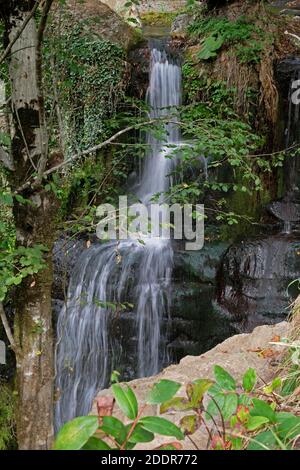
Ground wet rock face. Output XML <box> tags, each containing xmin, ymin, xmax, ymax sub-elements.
<box><xmin>52</xmin><ymin>239</ymin><xmax>232</xmax><ymax>379</ymax></box>
<box><xmin>276</xmin><ymin>59</ymin><xmax>300</xmax><ymax>194</ymax></box>
<box><xmin>216</xmin><ymin>236</ymin><xmax>300</xmax><ymax>331</ymax></box>
<box><xmin>169</xmin><ymin>242</ymin><xmax>235</xmax><ymax>362</ymax></box>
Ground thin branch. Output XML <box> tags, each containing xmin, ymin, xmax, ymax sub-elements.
<box><xmin>44</xmin><ymin>119</ymin><xmax>181</xmax><ymax>177</ymax></box>
<box><xmin>0</xmin><ymin>301</ymin><xmax>19</xmax><ymax>355</ymax></box>
<box><xmin>285</xmin><ymin>30</ymin><xmax>300</xmax><ymax>44</ymax></box>
<box><xmin>120</xmin><ymin>403</ymin><xmax>146</xmax><ymax>450</ymax></box>
<box><xmin>14</xmin><ymin>103</ymin><xmax>38</xmax><ymax>171</ymax></box>
<box><xmin>15</xmin><ymin>118</ymin><xmax>181</xmax><ymax>193</ymax></box>
<box><xmin>0</xmin><ymin>0</ymin><xmax>43</xmax><ymax>65</ymax></box>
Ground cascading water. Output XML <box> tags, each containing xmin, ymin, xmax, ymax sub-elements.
<box><xmin>55</xmin><ymin>43</ymin><xmax>182</xmax><ymax>430</ymax></box>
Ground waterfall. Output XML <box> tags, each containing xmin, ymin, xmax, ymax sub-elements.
<box><xmin>55</xmin><ymin>44</ymin><xmax>182</xmax><ymax>430</ymax></box>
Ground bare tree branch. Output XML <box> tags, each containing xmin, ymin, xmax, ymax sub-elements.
<box><xmin>0</xmin><ymin>301</ymin><xmax>20</xmax><ymax>355</ymax></box>
<box><xmin>0</xmin><ymin>0</ymin><xmax>43</xmax><ymax>65</ymax></box>
<box><xmin>16</xmin><ymin>118</ymin><xmax>181</xmax><ymax>193</ymax></box>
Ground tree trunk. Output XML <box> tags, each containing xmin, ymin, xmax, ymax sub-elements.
<box><xmin>4</xmin><ymin>1</ymin><xmax>57</xmax><ymax>449</ymax></box>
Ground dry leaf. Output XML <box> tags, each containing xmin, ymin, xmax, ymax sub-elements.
<box><xmin>86</xmin><ymin>240</ymin><xmax>91</xmax><ymax>248</ymax></box>
<box><xmin>154</xmin><ymin>442</ymin><xmax>183</xmax><ymax>450</ymax></box>
<box><xmin>96</xmin><ymin>396</ymin><xmax>115</xmax><ymax>423</ymax></box>
<box><xmin>259</xmin><ymin>348</ymin><xmax>277</xmax><ymax>358</ymax></box>
<box><xmin>271</xmin><ymin>335</ymin><xmax>280</xmax><ymax>343</ymax></box>
<box><xmin>30</xmin><ymin>280</ymin><xmax>36</xmax><ymax>288</ymax></box>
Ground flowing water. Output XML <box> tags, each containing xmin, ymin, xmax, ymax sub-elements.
<box><xmin>55</xmin><ymin>43</ymin><xmax>182</xmax><ymax>430</ymax></box>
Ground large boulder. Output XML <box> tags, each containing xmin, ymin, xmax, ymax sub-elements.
<box><xmin>92</xmin><ymin>321</ymin><xmax>288</xmax><ymax>450</ymax></box>
<box><xmin>56</xmin><ymin>0</ymin><xmax>137</xmax><ymax>49</ymax></box>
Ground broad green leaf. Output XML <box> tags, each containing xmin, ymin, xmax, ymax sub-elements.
<box><xmin>198</xmin><ymin>35</ymin><xmax>224</xmax><ymax>60</ymax></box>
<box><xmin>222</xmin><ymin>393</ymin><xmax>238</xmax><ymax>421</ymax></box>
<box><xmin>112</xmin><ymin>384</ymin><xmax>138</xmax><ymax>420</ymax></box>
<box><xmin>82</xmin><ymin>436</ymin><xmax>111</xmax><ymax>450</ymax></box>
<box><xmin>242</xmin><ymin>368</ymin><xmax>256</xmax><ymax>392</ymax></box>
<box><xmin>187</xmin><ymin>379</ymin><xmax>214</xmax><ymax>406</ymax></box>
<box><xmin>214</xmin><ymin>365</ymin><xmax>236</xmax><ymax>391</ymax></box>
<box><xmin>126</xmin><ymin>423</ymin><xmax>154</xmax><ymax>443</ymax></box>
<box><xmin>140</xmin><ymin>416</ymin><xmax>184</xmax><ymax>440</ymax></box>
<box><xmin>247</xmin><ymin>430</ymin><xmax>277</xmax><ymax>450</ymax></box>
<box><xmin>100</xmin><ymin>416</ymin><xmax>127</xmax><ymax>443</ymax></box>
<box><xmin>160</xmin><ymin>397</ymin><xmax>191</xmax><ymax>414</ymax></box>
<box><xmin>53</xmin><ymin>416</ymin><xmax>98</xmax><ymax>450</ymax></box>
<box><xmin>206</xmin><ymin>393</ymin><xmax>225</xmax><ymax>419</ymax></box>
<box><xmin>146</xmin><ymin>379</ymin><xmax>181</xmax><ymax>405</ymax></box>
<box><xmin>250</xmin><ymin>398</ymin><xmax>276</xmax><ymax>424</ymax></box>
<box><xmin>231</xmin><ymin>437</ymin><xmax>243</xmax><ymax>450</ymax></box>
<box><xmin>246</xmin><ymin>416</ymin><xmax>269</xmax><ymax>431</ymax></box>
<box><xmin>180</xmin><ymin>415</ymin><xmax>199</xmax><ymax>435</ymax></box>
<box><xmin>276</xmin><ymin>412</ymin><xmax>300</xmax><ymax>441</ymax></box>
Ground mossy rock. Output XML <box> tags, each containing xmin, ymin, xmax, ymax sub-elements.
<box><xmin>141</xmin><ymin>11</ymin><xmax>177</xmax><ymax>26</ymax></box>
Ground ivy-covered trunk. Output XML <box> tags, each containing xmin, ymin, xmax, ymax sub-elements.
<box><xmin>2</xmin><ymin>1</ymin><xmax>57</xmax><ymax>449</ymax></box>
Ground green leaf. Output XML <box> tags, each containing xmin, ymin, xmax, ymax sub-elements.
<box><xmin>82</xmin><ymin>436</ymin><xmax>111</xmax><ymax>450</ymax></box>
<box><xmin>180</xmin><ymin>415</ymin><xmax>199</xmax><ymax>435</ymax></box>
<box><xmin>222</xmin><ymin>393</ymin><xmax>238</xmax><ymax>421</ymax></box>
<box><xmin>242</xmin><ymin>368</ymin><xmax>257</xmax><ymax>392</ymax></box>
<box><xmin>140</xmin><ymin>416</ymin><xmax>184</xmax><ymax>440</ymax></box>
<box><xmin>187</xmin><ymin>379</ymin><xmax>214</xmax><ymax>407</ymax></box>
<box><xmin>198</xmin><ymin>35</ymin><xmax>224</xmax><ymax>60</ymax></box>
<box><xmin>53</xmin><ymin>416</ymin><xmax>98</xmax><ymax>450</ymax></box>
<box><xmin>246</xmin><ymin>416</ymin><xmax>269</xmax><ymax>431</ymax></box>
<box><xmin>112</xmin><ymin>384</ymin><xmax>138</xmax><ymax>420</ymax></box>
<box><xmin>250</xmin><ymin>398</ymin><xmax>277</xmax><ymax>424</ymax></box>
<box><xmin>126</xmin><ymin>424</ymin><xmax>154</xmax><ymax>443</ymax></box>
<box><xmin>100</xmin><ymin>416</ymin><xmax>127</xmax><ymax>443</ymax></box>
<box><xmin>206</xmin><ymin>392</ymin><xmax>225</xmax><ymax>419</ymax></box>
<box><xmin>247</xmin><ymin>430</ymin><xmax>277</xmax><ymax>450</ymax></box>
<box><xmin>276</xmin><ymin>412</ymin><xmax>300</xmax><ymax>441</ymax></box>
<box><xmin>160</xmin><ymin>397</ymin><xmax>191</xmax><ymax>414</ymax></box>
<box><xmin>214</xmin><ymin>365</ymin><xmax>236</xmax><ymax>391</ymax></box>
<box><xmin>147</xmin><ymin>379</ymin><xmax>181</xmax><ymax>405</ymax></box>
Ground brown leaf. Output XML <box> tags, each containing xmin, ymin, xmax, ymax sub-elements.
<box><xmin>259</xmin><ymin>348</ymin><xmax>278</xmax><ymax>358</ymax></box>
<box><xmin>154</xmin><ymin>442</ymin><xmax>183</xmax><ymax>450</ymax></box>
<box><xmin>271</xmin><ymin>335</ymin><xmax>280</xmax><ymax>343</ymax></box>
<box><xmin>180</xmin><ymin>414</ymin><xmax>201</xmax><ymax>435</ymax></box>
<box><xmin>210</xmin><ymin>435</ymin><xmax>232</xmax><ymax>450</ymax></box>
<box><xmin>95</xmin><ymin>396</ymin><xmax>115</xmax><ymax>424</ymax></box>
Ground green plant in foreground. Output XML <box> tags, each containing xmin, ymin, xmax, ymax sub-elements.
<box><xmin>0</xmin><ymin>382</ymin><xmax>16</xmax><ymax>450</ymax></box>
<box><xmin>54</xmin><ymin>365</ymin><xmax>300</xmax><ymax>451</ymax></box>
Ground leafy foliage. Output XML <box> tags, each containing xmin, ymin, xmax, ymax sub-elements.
<box><xmin>44</xmin><ymin>23</ymin><xmax>126</xmax><ymax>154</ymax></box>
<box><xmin>54</xmin><ymin>379</ymin><xmax>183</xmax><ymax>450</ymax></box>
<box><xmin>0</xmin><ymin>382</ymin><xmax>16</xmax><ymax>450</ymax></box>
<box><xmin>188</xmin><ymin>15</ymin><xmax>269</xmax><ymax>64</ymax></box>
<box><xmin>54</xmin><ymin>365</ymin><xmax>300</xmax><ymax>451</ymax></box>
